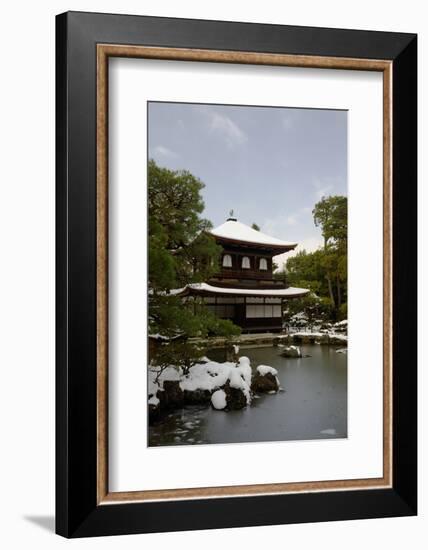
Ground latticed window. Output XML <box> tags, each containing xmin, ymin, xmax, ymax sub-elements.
<box><xmin>246</xmin><ymin>305</ymin><xmax>282</xmax><ymax>318</ymax></box>
<box><xmin>259</xmin><ymin>258</ymin><xmax>268</xmax><ymax>270</ymax></box>
<box><xmin>222</xmin><ymin>254</ymin><xmax>232</xmax><ymax>267</ymax></box>
<box><xmin>242</xmin><ymin>256</ymin><xmax>250</xmax><ymax>269</ymax></box>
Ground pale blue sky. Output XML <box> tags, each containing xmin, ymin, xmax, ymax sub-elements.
<box><xmin>148</xmin><ymin>102</ymin><xmax>347</xmax><ymax>264</ymax></box>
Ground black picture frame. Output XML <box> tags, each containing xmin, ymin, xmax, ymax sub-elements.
<box><xmin>56</xmin><ymin>11</ymin><xmax>417</xmax><ymax>538</ymax></box>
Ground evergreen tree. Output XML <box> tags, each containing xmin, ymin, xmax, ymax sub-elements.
<box><xmin>148</xmin><ymin>161</ymin><xmax>240</xmax><ymax>366</ymax></box>
<box><xmin>279</xmin><ymin>195</ymin><xmax>348</xmax><ymax>321</ymax></box>
<box><xmin>313</xmin><ymin>195</ymin><xmax>347</xmax><ymax>315</ymax></box>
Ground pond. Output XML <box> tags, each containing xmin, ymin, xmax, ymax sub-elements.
<box><xmin>148</xmin><ymin>344</ymin><xmax>347</xmax><ymax>446</ymax></box>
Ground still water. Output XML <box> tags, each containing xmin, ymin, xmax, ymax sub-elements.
<box><xmin>148</xmin><ymin>344</ymin><xmax>347</xmax><ymax>446</ymax></box>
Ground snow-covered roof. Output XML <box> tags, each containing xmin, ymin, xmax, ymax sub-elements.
<box><xmin>210</xmin><ymin>219</ymin><xmax>297</xmax><ymax>249</ymax></box>
<box><xmin>172</xmin><ymin>282</ymin><xmax>309</xmax><ymax>298</ymax></box>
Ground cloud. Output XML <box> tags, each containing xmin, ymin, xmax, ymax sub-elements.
<box><xmin>286</xmin><ymin>236</ymin><xmax>324</xmax><ymax>257</ymax></box>
<box><xmin>313</xmin><ymin>179</ymin><xmax>333</xmax><ymax>200</ymax></box>
<box><xmin>314</xmin><ymin>185</ymin><xmax>333</xmax><ymax>200</ymax></box>
<box><xmin>205</xmin><ymin>109</ymin><xmax>247</xmax><ymax>149</ymax></box>
<box><xmin>150</xmin><ymin>145</ymin><xmax>179</xmax><ymax>159</ymax></box>
<box><xmin>261</xmin><ymin>206</ymin><xmax>312</xmax><ymax>235</ymax></box>
<box><xmin>259</xmin><ymin>206</ymin><xmax>323</xmax><ymax>270</ymax></box>
<box><xmin>312</xmin><ymin>177</ymin><xmax>341</xmax><ymax>200</ymax></box>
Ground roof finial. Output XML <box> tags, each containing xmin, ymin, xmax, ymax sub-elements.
<box><xmin>227</xmin><ymin>209</ymin><xmax>237</xmax><ymax>222</ymax></box>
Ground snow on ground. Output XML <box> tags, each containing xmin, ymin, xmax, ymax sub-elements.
<box><xmin>289</xmin><ymin>312</ymin><xmax>308</xmax><ymax>326</ymax></box>
<box><xmin>291</xmin><ymin>312</ymin><xmax>308</xmax><ymax>320</ymax></box>
<box><xmin>284</xmin><ymin>331</ymin><xmax>348</xmax><ymax>343</ymax></box>
<box><xmin>328</xmin><ymin>334</ymin><xmax>348</xmax><ymax>342</ymax></box>
<box><xmin>288</xmin><ymin>319</ymin><xmax>348</xmax><ymax>336</ymax></box>
<box><xmin>291</xmin><ymin>331</ymin><xmax>324</xmax><ymax>338</ymax></box>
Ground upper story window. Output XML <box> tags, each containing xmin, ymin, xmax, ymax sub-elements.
<box><xmin>222</xmin><ymin>254</ymin><xmax>232</xmax><ymax>268</ymax></box>
<box><xmin>242</xmin><ymin>256</ymin><xmax>250</xmax><ymax>269</ymax></box>
<box><xmin>259</xmin><ymin>258</ymin><xmax>268</xmax><ymax>271</ymax></box>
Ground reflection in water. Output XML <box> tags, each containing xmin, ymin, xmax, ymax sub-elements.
<box><xmin>148</xmin><ymin>344</ymin><xmax>347</xmax><ymax>447</ymax></box>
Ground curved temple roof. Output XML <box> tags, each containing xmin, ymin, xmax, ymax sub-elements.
<box><xmin>210</xmin><ymin>219</ymin><xmax>297</xmax><ymax>250</ymax></box>
<box><xmin>172</xmin><ymin>282</ymin><xmax>309</xmax><ymax>298</ymax></box>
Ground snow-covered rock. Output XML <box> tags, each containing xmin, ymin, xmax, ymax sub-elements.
<box><xmin>229</xmin><ymin>367</ymin><xmax>245</xmax><ymax>389</ymax></box>
<box><xmin>211</xmin><ymin>389</ymin><xmax>227</xmax><ymax>410</ymax></box>
<box><xmin>148</xmin><ymin>356</ymin><xmax>262</xmax><ymax>419</ymax></box>
<box><xmin>148</xmin><ymin>393</ymin><xmax>161</xmax><ymax>421</ymax></box>
<box><xmin>223</xmin><ymin>382</ymin><xmax>249</xmax><ymax>410</ymax></box>
<box><xmin>333</xmin><ymin>320</ymin><xmax>348</xmax><ymax>333</ymax></box>
<box><xmin>179</xmin><ymin>360</ymin><xmax>251</xmax><ymax>403</ymax></box>
<box><xmin>280</xmin><ymin>345</ymin><xmax>302</xmax><ymax>358</ymax></box>
<box><xmin>148</xmin><ymin>394</ymin><xmax>160</xmax><ymax>406</ymax></box>
<box><xmin>251</xmin><ymin>365</ymin><xmax>280</xmax><ymax>393</ymax></box>
<box><xmin>237</xmin><ymin>357</ymin><xmax>252</xmax><ymax>394</ymax></box>
<box><xmin>257</xmin><ymin>365</ymin><xmax>278</xmax><ymax>377</ymax></box>
<box><xmin>329</xmin><ymin>334</ymin><xmax>348</xmax><ymax>345</ymax></box>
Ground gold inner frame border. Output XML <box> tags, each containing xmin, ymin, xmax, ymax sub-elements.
<box><xmin>96</xmin><ymin>44</ymin><xmax>393</xmax><ymax>504</ymax></box>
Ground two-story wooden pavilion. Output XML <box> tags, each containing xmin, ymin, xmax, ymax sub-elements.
<box><xmin>174</xmin><ymin>216</ymin><xmax>309</xmax><ymax>333</ymax></box>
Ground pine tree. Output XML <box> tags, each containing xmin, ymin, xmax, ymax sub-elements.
<box><xmin>148</xmin><ymin>160</ymin><xmax>240</xmax><ymax>367</ymax></box>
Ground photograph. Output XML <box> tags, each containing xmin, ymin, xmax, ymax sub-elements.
<box><xmin>0</xmin><ymin>1</ymin><xmax>419</xmax><ymax>544</ymax></box>
<box><xmin>147</xmin><ymin>101</ymin><xmax>348</xmax><ymax>446</ymax></box>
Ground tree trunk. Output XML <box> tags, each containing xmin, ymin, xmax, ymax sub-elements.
<box><xmin>336</xmin><ymin>275</ymin><xmax>342</xmax><ymax>308</ymax></box>
<box><xmin>324</xmin><ymin>237</ymin><xmax>338</xmax><ymax>319</ymax></box>
<box><xmin>326</xmin><ymin>275</ymin><xmax>335</xmax><ymax>308</ymax></box>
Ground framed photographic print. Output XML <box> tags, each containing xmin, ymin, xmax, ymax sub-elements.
<box><xmin>56</xmin><ymin>11</ymin><xmax>417</xmax><ymax>537</ymax></box>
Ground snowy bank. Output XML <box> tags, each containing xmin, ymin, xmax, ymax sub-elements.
<box><xmin>288</xmin><ymin>318</ymin><xmax>348</xmax><ymax>335</ymax></box>
<box><xmin>276</xmin><ymin>332</ymin><xmax>347</xmax><ymax>346</ymax></box>
<box><xmin>149</xmin><ymin>356</ymin><xmax>279</xmax><ymax>420</ymax></box>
